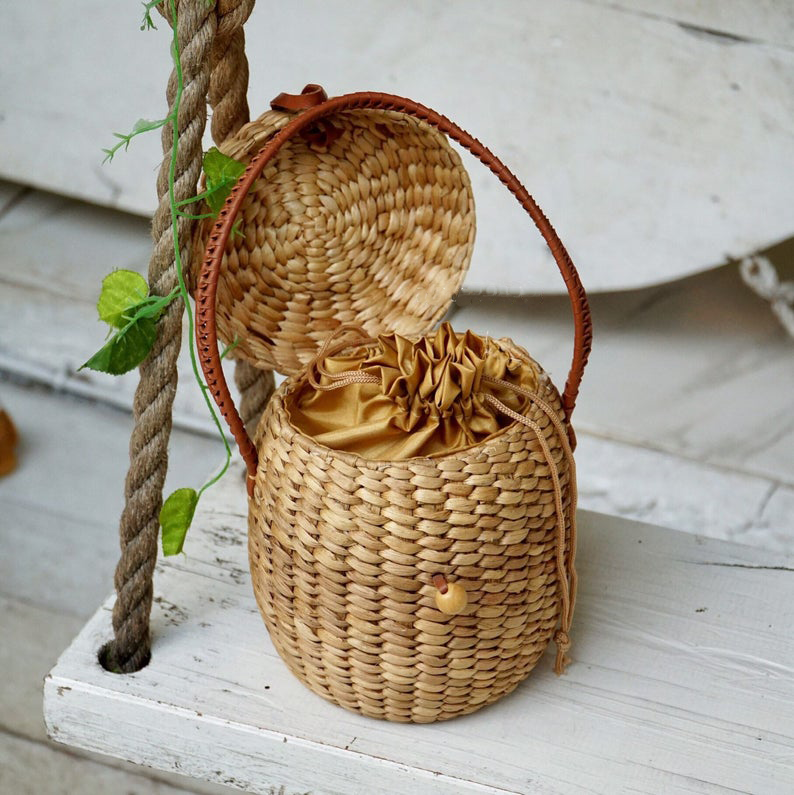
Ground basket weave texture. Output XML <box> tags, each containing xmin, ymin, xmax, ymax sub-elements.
<box><xmin>192</xmin><ymin>96</ymin><xmax>475</xmax><ymax>376</ymax></box>
<box><xmin>250</xmin><ymin>343</ymin><xmax>573</xmax><ymax>723</ymax></box>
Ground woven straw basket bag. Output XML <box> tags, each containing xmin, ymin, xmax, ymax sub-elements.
<box><xmin>195</xmin><ymin>90</ymin><xmax>592</xmax><ymax>724</ymax></box>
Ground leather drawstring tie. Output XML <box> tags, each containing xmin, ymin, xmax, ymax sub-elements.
<box><xmin>301</xmin><ymin>326</ymin><xmax>579</xmax><ymax>674</ymax></box>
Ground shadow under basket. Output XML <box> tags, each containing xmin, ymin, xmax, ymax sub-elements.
<box><xmin>195</xmin><ymin>88</ymin><xmax>592</xmax><ymax>723</ymax></box>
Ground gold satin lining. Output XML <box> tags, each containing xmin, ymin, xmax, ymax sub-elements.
<box><xmin>287</xmin><ymin>323</ymin><xmax>540</xmax><ymax>460</ymax></box>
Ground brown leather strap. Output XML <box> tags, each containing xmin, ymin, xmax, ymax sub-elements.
<box><xmin>196</xmin><ymin>92</ymin><xmax>593</xmax><ymax>482</ymax></box>
<box><xmin>270</xmin><ymin>83</ymin><xmax>327</xmax><ymax>112</ymax></box>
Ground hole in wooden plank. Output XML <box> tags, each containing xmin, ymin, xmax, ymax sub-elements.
<box><xmin>97</xmin><ymin>641</ymin><xmax>151</xmax><ymax>674</ymax></box>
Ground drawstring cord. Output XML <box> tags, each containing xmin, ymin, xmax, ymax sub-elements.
<box><xmin>305</xmin><ymin>324</ymin><xmax>379</xmax><ymax>390</ymax></box>
<box><xmin>302</xmin><ymin>327</ymin><xmax>578</xmax><ymax>673</ymax></box>
<box><xmin>482</xmin><ymin>388</ymin><xmax>578</xmax><ymax>674</ymax></box>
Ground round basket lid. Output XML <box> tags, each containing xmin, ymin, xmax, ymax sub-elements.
<box><xmin>191</xmin><ymin>85</ymin><xmax>476</xmax><ymax>377</ymax></box>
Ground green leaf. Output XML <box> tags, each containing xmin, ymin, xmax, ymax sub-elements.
<box><xmin>80</xmin><ymin>316</ymin><xmax>157</xmax><ymax>375</ymax></box>
<box><xmin>125</xmin><ymin>289</ymin><xmax>180</xmax><ymax>325</ymax></box>
<box><xmin>132</xmin><ymin>118</ymin><xmax>160</xmax><ymax>134</ymax></box>
<box><xmin>203</xmin><ymin>147</ymin><xmax>246</xmax><ymax>214</ymax></box>
<box><xmin>160</xmin><ymin>488</ymin><xmax>199</xmax><ymax>556</ymax></box>
<box><xmin>97</xmin><ymin>270</ymin><xmax>149</xmax><ymax>328</ymax></box>
<box><xmin>140</xmin><ymin>0</ymin><xmax>160</xmax><ymax>31</ymax></box>
<box><xmin>203</xmin><ymin>147</ymin><xmax>246</xmax><ymax>185</ymax></box>
<box><xmin>102</xmin><ymin>116</ymin><xmax>169</xmax><ymax>162</ymax></box>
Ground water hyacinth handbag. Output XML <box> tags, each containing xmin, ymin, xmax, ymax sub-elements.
<box><xmin>195</xmin><ymin>90</ymin><xmax>592</xmax><ymax>724</ymax></box>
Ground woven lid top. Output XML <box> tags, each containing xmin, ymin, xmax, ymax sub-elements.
<box><xmin>192</xmin><ymin>85</ymin><xmax>475</xmax><ymax>377</ymax></box>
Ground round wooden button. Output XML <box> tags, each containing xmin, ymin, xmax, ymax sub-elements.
<box><xmin>434</xmin><ymin>581</ymin><xmax>468</xmax><ymax>615</ymax></box>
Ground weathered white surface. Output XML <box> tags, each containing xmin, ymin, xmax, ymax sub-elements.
<box><xmin>595</xmin><ymin>0</ymin><xmax>794</xmax><ymax>48</ymax></box>
<box><xmin>574</xmin><ymin>433</ymin><xmax>794</xmax><ymax>553</ymax></box>
<box><xmin>45</xmin><ymin>463</ymin><xmax>794</xmax><ymax>794</ymax></box>
<box><xmin>0</xmin><ymin>733</ymin><xmax>226</xmax><ymax>795</ymax></box>
<box><xmin>0</xmin><ymin>377</ymin><xmax>221</xmax><ymax>633</ymax></box>
<box><xmin>0</xmin><ymin>381</ymin><xmax>221</xmax><ymax>616</ymax></box>
<box><xmin>0</xmin><ymin>596</ymin><xmax>240</xmax><ymax>795</ymax></box>
<box><xmin>3</xmin><ymin>2</ymin><xmax>794</xmax><ymax>293</ymax></box>
<box><xmin>0</xmin><ymin>381</ymin><xmax>238</xmax><ymax>795</ymax></box>
<box><xmin>0</xmin><ymin>379</ymin><xmax>219</xmax><ymax>533</ymax></box>
<box><xmin>453</xmin><ymin>261</ymin><xmax>794</xmax><ymax>489</ymax></box>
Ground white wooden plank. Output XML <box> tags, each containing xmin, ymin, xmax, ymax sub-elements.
<box><xmin>3</xmin><ymin>2</ymin><xmax>794</xmax><ymax>293</ymax></box>
<box><xmin>0</xmin><ymin>380</ymin><xmax>220</xmax><ymax>531</ymax></box>
<box><xmin>0</xmin><ymin>188</ymin><xmax>151</xmax><ymax>299</ymax></box>
<box><xmin>44</xmin><ymin>466</ymin><xmax>794</xmax><ymax>794</ymax></box>
<box><xmin>453</xmin><ymin>262</ymin><xmax>794</xmax><ymax>489</ymax></box>
<box><xmin>0</xmin><ymin>594</ymin><xmax>242</xmax><ymax>795</ymax></box>
<box><xmin>0</xmin><ymin>501</ymin><xmax>118</xmax><ymax>618</ymax></box>
<box><xmin>588</xmin><ymin>0</ymin><xmax>794</xmax><ymax>49</ymax></box>
<box><xmin>574</xmin><ymin>434</ymin><xmax>793</xmax><ymax>553</ymax></box>
<box><xmin>0</xmin><ymin>381</ymin><xmax>221</xmax><ymax>617</ymax></box>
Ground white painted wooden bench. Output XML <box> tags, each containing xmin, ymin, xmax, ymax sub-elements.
<box><xmin>44</xmin><ymin>461</ymin><xmax>794</xmax><ymax>794</ymax></box>
<box><xmin>5</xmin><ymin>2</ymin><xmax>794</xmax><ymax>294</ymax></box>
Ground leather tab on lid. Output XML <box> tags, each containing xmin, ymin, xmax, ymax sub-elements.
<box><xmin>271</xmin><ymin>84</ymin><xmax>328</xmax><ymax>112</ymax></box>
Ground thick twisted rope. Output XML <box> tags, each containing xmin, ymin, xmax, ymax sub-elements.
<box><xmin>105</xmin><ymin>1</ymin><xmax>257</xmax><ymax>674</ymax></box>
<box><xmin>209</xmin><ymin>0</ymin><xmax>254</xmax><ymax>144</ymax></box>
<box><xmin>207</xmin><ymin>0</ymin><xmax>276</xmax><ymax>429</ymax></box>
<box><xmin>740</xmin><ymin>255</ymin><xmax>794</xmax><ymax>338</ymax></box>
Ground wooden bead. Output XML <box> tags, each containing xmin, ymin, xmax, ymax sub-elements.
<box><xmin>434</xmin><ymin>581</ymin><xmax>467</xmax><ymax>615</ymax></box>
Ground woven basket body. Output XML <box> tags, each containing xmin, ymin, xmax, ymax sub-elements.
<box><xmin>196</xmin><ymin>91</ymin><xmax>592</xmax><ymax>725</ymax></box>
<box><xmin>192</xmin><ymin>89</ymin><xmax>475</xmax><ymax>376</ymax></box>
<box><xmin>250</xmin><ymin>343</ymin><xmax>572</xmax><ymax>722</ymax></box>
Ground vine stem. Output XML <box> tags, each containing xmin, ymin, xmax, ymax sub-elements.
<box><xmin>166</xmin><ymin>0</ymin><xmax>233</xmax><ymax>501</ymax></box>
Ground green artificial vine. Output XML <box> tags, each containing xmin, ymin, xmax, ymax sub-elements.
<box><xmin>85</xmin><ymin>0</ymin><xmax>245</xmax><ymax>556</ymax></box>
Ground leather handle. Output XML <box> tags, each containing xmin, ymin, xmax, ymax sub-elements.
<box><xmin>196</xmin><ymin>92</ymin><xmax>593</xmax><ymax>483</ymax></box>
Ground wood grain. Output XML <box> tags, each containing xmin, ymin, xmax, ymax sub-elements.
<box><xmin>0</xmin><ymin>732</ymin><xmax>239</xmax><ymax>795</ymax></box>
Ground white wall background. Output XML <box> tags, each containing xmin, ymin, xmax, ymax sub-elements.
<box><xmin>2</xmin><ymin>1</ymin><xmax>793</xmax><ymax>293</ymax></box>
